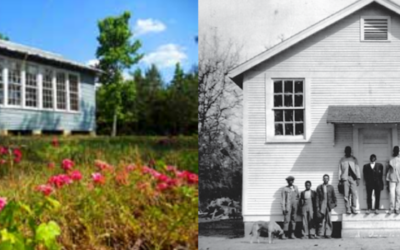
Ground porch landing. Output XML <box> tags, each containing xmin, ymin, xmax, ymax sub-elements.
<box><xmin>342</xmin><ymin>210</ymin><xmax>400</xmax><ymax>237</ymax></box>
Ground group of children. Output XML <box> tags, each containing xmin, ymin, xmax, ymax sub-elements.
<box><xmin>281</xmin><ymin>174</ymin><xmax>337</xmax><ymax>239</ymax></box>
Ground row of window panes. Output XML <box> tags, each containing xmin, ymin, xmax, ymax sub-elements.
<box><xmin>274</xmin><ymin>80</ymin><xmax>303</xmax><ymax>94</ymax></box>
<box><xmin>274</xmin><ymin>109</ymin><xmax>304</xmax><ymax>135</ymax></box>
<box><xmin>275</xmin><ymin>123</ymin><xmax>304</xmax><ymax>136</ymax></box>
<box><xmin>0</xmin><ymin>61</ymin><xmax>79</xmax><ymax>111</ymax></box>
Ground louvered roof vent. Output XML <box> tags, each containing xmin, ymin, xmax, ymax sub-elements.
<box><xmin>361</xmin><ymin>16</ymin><xmax>390</xmax><ymax>41</ymax></box>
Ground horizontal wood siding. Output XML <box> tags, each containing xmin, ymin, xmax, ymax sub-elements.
<box><xmin>0</xmin><ymin>72</ymin><xmax>95</xmax><ymax>131</ymax></box>
<box><xmin>243</xmin><ymin>3</ymin><xmax>400</xmax><ymax>219</ymax></box>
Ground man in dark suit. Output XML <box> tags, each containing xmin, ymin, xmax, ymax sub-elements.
<box><xmin>363</xmin><ymin>154</ymin><xmax>384</xmax><ymax>214</ymax></box>
<box><xmin>316</xmin><ymin>174</ymin><xmax>337</xmax><ymax>239</ymax></box>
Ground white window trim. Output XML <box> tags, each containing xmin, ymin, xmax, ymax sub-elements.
<box><xmin>266</xmin><ymin>76</ymin><xmax>311</xmax><ymax>143</ymax></box>
<box><xmin>24</xmin><ymin>63</ymin><xmax>40</xmax><ymax>109</ymax></box>
<box><xmin>360</xmin><ymin>16</ymin><xmax>391</xmax><ymax>42</ymax></box>
<box><xmin>68</xmin><ymin>73</ymin><xmax>80</xmax><ymax>112</ymax></box>
<box><xmin>0</xmin><ymin>56</ymin><xmax>81</xmax><ymax>114</ymax></box>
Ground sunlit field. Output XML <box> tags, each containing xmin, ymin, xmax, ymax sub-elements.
<box><xmin>0</xmin><ymin>136</ymin><xmax>198</xmax><ymax>250</ymax></box>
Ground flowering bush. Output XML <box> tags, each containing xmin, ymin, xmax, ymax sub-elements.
<box><xmin>0</xmin><ymin>136</ymin><xmax>198</xmax><ymax>249</ymax></box>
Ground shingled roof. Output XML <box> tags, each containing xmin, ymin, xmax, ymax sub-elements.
<box><xmin>327</xmin><ymin>105</ymin><xmax>400</xmax><ymax>124</ymax></box>
<box><xmin>0</xmin><ymin>39</ymin><xmax>100</xmax><ymax>73</ymax></box>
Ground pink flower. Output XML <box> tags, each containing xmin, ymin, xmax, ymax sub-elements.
<box><xmin>0</xmin><ymin>147</ymin><xmax>8</xmax><ymax>155</ymax></box>
<box><xmin>157</xmin><ymin>182</ymin><xmax>169</xmax><ymax>191</ymax></box>
<box><xmin>0</xmin><ymin>159</ymin><xmax>6</xmax><ymax>165</ymax></box>
<box><xmin>13</xmin><ymin>148</ymin><xmax>22</xmax><ymax>163</ymax></box>
<box><xmin>36</xmin><ymin>184</ymin><xmax>54</xmax><ymax>196</ymax></box>
<box><xmin>157</xmin><ymin>174</ymin><xmax>170</xmax><ymax>183</ymax></box>
<box><xmin>48</xmin><ymin>162</ymin><xmax>55</xmax><ymax>169</ymax></box>
<box><xmin>69</xmin><ymin>170</ymin><xmax>82</xmax><ymax>181</ymax></box>
<box><xmin>92</xmin><ymin>173</ymin><xmax>105</xmax><ymax>185</ymax></box>
<box><xmin>48</xmin><ymin>174</ymin><xmax>73</xmax><ymax>188</ymax></box>
<box><xmin>0</xmin><ymin>197</ymin><xmax>7</xmax><ymax>211</ymax></box>
<box><xmin>52</xmin><ymin>137</ymin><xmax>59</xmax><ymax>147</ymax></box>
<box><xmin>167</xmin><ymin>178</ymin><xmax>179</xmax><ymax>187</ymax></box>
<box><xmin>61</xmin><ymin>159</ymin><xmax>74</xmax><ymax>171</ymax></box>
<box><xmin>94</xmin><ymin>160</ymin><xmax>114</xmax><ymax>172</ymax></box>
<box><xmin>125</xmin><ymin>164</ymin><xmax>136</xmax><ymax>172</ymax></box>
<box><xmin>166</xmin><ymin>165</ymin><xmax>177</xmax><ymax>172</ymax></box>
<box><xmin>187</xmin><ymin>173</ymin><xmax>198</xmax><ymax>184</ymax></box>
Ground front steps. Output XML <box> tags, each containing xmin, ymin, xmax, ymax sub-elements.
<box><xmin>342</xmin><ymin>210</ymin><xmax>400</xmax><ymax>237</ymax></box>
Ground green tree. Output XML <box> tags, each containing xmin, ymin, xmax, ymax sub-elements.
<box><xmin>167</xmin><ymin>63</ymin><xmax>198</xmax><ymax>135</ymax></box>
<box><xmin>0</xmin><ymin>33</ymin><xmax>9</xmax><ymax>41</ymax></box>
<box><xmin>134</xmin><ymin>64</ymin><xmax>165</xmax><ymax>134</ymax></box>
<box><xmin>96</xmin><ymin>11</ymin><xmax>143</xmax><ymax>136</ymax></box>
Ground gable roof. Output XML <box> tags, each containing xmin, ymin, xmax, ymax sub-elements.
<box><xmin>229</xmin><ymin>0</ymin><xmax>400</xmax><ymax>87</ymax></box>
<box><xmin>0</xmin><ymin>39</ymin><xmax>101</xmax><ymax>74</ymax></box>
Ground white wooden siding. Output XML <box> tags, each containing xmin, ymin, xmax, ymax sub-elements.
<box><xmin>243</xmin><ymin>3</ymin><xmax>400</xmax><ymax>221</ymax></box>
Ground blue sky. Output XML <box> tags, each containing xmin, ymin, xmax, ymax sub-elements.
<box><xmin>0</xmin><ymin>0</ymin><xmax>198</xmax><ymax>83</ymax></box>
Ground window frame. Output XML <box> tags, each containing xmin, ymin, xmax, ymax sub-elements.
<box><xmin>68</xmin><ymin>73</ymin><xmax>80</xmax><ymax>111</ymax></box>
<box><xmin>0</xmin><ymin>56</ymin><xmax>81</xmax><ymax>114</ymax></box>
<box><xmin>25</xmin><ymin>63</ymin><xmax>39</xmax><ymax>108</ymax></box>
<box><xmin>42</xmin><ymin>67</ymin><xmax>55</xmax><ymax>110</ymax></box>
<box><xmin>266</xmin><ymin>76</ymin><xmax>311</xmax><ymax>143</ymax></box>
<box><xmin>360</xmin><ymin>16</ymin><xmax>391</xmax><ymax>42</ymax></box>
<box><xmin>7</xmin><ymin>59</ymin><xmax>23</xmax><ymax>107</ymax></box>
<box><xmin>0</xmin><ymin>58</ymin><xmax>4</xmax><ymax>106</ymax></box>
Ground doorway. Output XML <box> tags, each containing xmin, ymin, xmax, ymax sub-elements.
<box><xmin>358</xmin><ymin>128</ymin><xmax>391</xmax><ymax>210</ymax></box>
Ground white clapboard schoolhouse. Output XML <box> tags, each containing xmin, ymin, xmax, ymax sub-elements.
<box><xmin>229</xmin><ymin>0</ymin><xmax>400</xmax><ymax>237</ymax></box>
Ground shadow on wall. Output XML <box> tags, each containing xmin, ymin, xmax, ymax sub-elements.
<box><xmin>0</xmin><ymin>100</ymin><xmax>95</xmax><ymax>132</ymax></box>
<box><xmin>267</xmin><ymin>108</ymin><xmax>347</xmax><ymax>217</ymax></box>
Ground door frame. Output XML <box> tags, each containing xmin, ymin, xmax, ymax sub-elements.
<box><xmin>352</xmin><ymin>124</ymin><xmax>398</xmax><ymax>210</ymax></box>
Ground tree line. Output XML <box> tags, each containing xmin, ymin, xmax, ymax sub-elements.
<box><xmin>94</xmin><ymin>11</ymin><xmax>198</xmax><ymax>136</ymax></box>
<box><xmin>96</xmin><ymin>63</ymin><xmax>198</xmax><ymax>135</ymax></box>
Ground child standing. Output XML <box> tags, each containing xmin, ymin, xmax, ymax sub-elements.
<box><xmin>299</xmin><ymin>181</ymin><xmax>317</xmax><ymax>239</ymax></box>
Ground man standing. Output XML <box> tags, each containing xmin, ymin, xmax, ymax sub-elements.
<box><xmin>339</xmin><ymin>146</ymin><xmax>361</xmax><ymax>214</ymax></box>
<box><xmin>387</xmin><ymin>146</ymin><xmax>400</xmax><ymax>214</ymax></box>
<box><xmin>299</xmin><ymin>181</ymin><xmax>317</xmax><ymax>239</ymax></box>
<box><xmin>281</xmin><ymin>176</ymin><xmax>300</xmax><ymax>239</ymax></box>
<box><xmin>363</xmin><ymin>154</ymin><xmax>384</xmax><ymax>214</ymax></box>
<box><xmin>316</xmin><ymin>174</ymin><xmax>337</xmax><ymax>239</ymax></box>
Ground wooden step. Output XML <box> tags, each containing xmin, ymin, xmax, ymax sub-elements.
<box><xmin>342</xmin><ymin>210</ymin><xmax>400</xmax><ymax>237</ymax></box>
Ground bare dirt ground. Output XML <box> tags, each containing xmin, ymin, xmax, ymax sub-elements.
<box><xmin>199</xmin><ymin>219</ymin><xmax>400</xmax><ymax>250</ymax></box>
<box><xmin>198</xmin><ymin>236</ymin><xmax>400</xmax><ymax>250</ymax></box>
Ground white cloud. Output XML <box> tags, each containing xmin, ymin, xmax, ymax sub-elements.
<box><xmin>123</xmin><ymin>71</ymin><xmax>133</xmax><ymax>81</ymax></box>
<box><xmin>142</xmin><ymin>44</ymin><xmax>187</xmax><ymax>69</ymax></box>
<box><xmin>134</xmin><ymin>19</ymin><xmax>166</xmax><ymax>35</ymax></box>
<box><xmin>86</xmin><ymin>59</ymin><xmax>99</xmax><ymax>67</ymax></box>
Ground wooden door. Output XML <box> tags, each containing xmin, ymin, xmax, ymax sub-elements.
<box><xmin>358</xmin><ymin>128</ymin><xmax>391</xmax><ymax>210</ymax></box>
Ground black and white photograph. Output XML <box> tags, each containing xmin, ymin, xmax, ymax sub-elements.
<box><xmin>199</xmin><ymin>0</ymin><xmax>400</xmax><ymax>249</ymax></box>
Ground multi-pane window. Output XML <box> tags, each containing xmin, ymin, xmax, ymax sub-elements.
<box><xmin>69</xmin><ymin>74</ymin><xmax>79</xmax><ymax>111</ymax></box>
<box><xmin>25</xmin><ymin>65</ymin><xmax>38</xmax><ymax>107</ymax></box>
<box><xmin>0</xmin><ymin>59</ymin><xmax>3</xmax><ymax>105</ymax></box>
<box><xmin>8</xmin><ymin>61</ymin><xmax>21</xmax><ymax>106</ymax></box>
<box><xmin>56</xmin><ymin>72</ymin><xmax>67</xmax><ymax>110</ymax></box>
<box><xmin>273</xmin><ymin>79</ymin><xmax>304</xmax><ymax>136</ymax></box>
<box><xmin>43</xmin><ymin>69</ymin><xmax>53</xmax><ymax>109</ymax></box>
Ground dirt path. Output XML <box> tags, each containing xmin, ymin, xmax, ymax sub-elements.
<box><xmin>199</xmin><ymin>236</ymin><xmax>400</xmax><ymax>250</ymax></box>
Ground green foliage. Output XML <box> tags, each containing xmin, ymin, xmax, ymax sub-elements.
<box><xmin>0</xmin><ymin>136</ymin><xmax>198</xmax><ymax>249</ymax></box>
<box><xmin>96</xmin><ymin>11</ymin><xmax>142</xmax><ymax>85</ymax></box>
<box><xmin>96</xmin><ymin>11</ymin><xmax>143</xmax><ymax>136</ymax></box>
<box><xmin>35</xmin><ymin>221</ymin><xmax>61</xmax><ymax>250</ymax></box>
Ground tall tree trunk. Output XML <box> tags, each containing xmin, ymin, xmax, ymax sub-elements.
<box><xmin>112</xmin><ymin>109</ymin><xmax>117</xmax><ymax>137</ymax></box>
